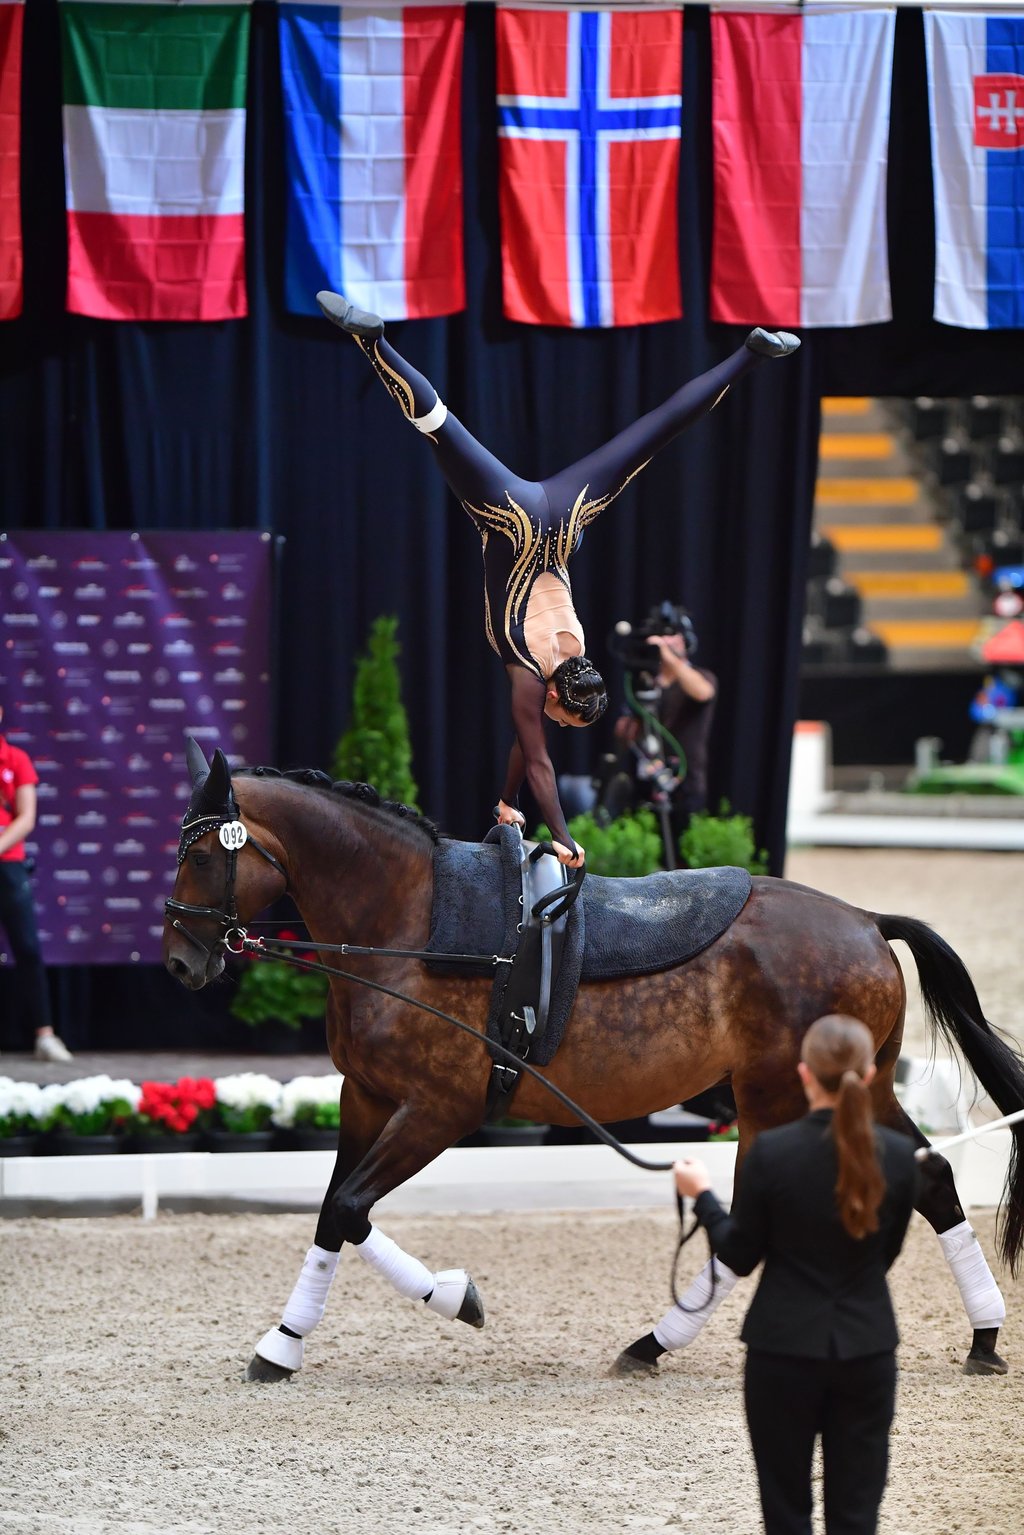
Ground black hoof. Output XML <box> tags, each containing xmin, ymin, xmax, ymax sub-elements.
<box><xmin>745</xmin><ymin>327</ymin><xmax>800</xmax><ymax>359</ymax></box>
<box><xmin>316</xmin><ymin>290</ymin><xmax>384</xmax><ymax>340</ymax></box>
<box><xmin>963</xmin><ymin>1349</ymin><xmax>1009</xmax><ymax>1376</ymax></box>
<box><xmin>245</xmin><ymin>1353</ymin><xmax>295</xmax><ymax>1384</ymax></box>
<box><xmin>609</xmin><ymin>1346</ymin><xmax>659</xmax><ymax>1378</ymax></box>
<box><xmin>457</xmin><ymin>1278</ymin><xmax>486</xmax><ymax>1329</ymax></box>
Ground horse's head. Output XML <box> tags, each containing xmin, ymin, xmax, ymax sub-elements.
<box><xmin>163</xmin><ymin>739</ymin><xmax>287</xmax><ymax>990</ymax></box>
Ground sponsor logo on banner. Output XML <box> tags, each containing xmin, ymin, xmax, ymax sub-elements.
<box><xmin>0</xmin><ymin>531</ymin><xmax>271</xmax><ymax>964</ymax></box>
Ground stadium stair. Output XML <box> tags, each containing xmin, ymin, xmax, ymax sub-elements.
<box><xmin>811</xmin><ymin>397</ymin><xmax>986</xmax><ymax>669</ymax></box>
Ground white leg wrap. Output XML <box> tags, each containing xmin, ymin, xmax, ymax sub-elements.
<box><xmin>254</xmin><ymin>1326</ymin><xmax>305</xmax><ymax>1373</ymax></box>
<box><xmin>412</xmin><ymin>396</ymin><xmax>448</xmax><ymax>434</ymax></box>
<box><xmin>425</xmin><ymin>1268</ymin><xmax>470</xmax><ymax>1321</ymax></box>
<box><xmin>279</xmin><ymin>1243</ymin><xmax>341</xmax><ymax>1337</ymax></box>
<box><xmin>937</xmin><ymin>1220</ymin><xmax>1007</xmax><ymax>1330</ymax></box>
<box><xmin>653</xmin><ymin>1259</ymin><xmax>739</xmax><ymax>1352</ymax></box>
<box><xmin>354</xmin><ymin>1224</ymin><xmax>434</xmax><ymax>1302</ymax></box>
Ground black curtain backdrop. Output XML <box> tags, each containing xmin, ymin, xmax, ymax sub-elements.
<box><xmin>1</xmin><ymin>3</ymin><xmax>1019</xmax><ymax>1049</ymax></box>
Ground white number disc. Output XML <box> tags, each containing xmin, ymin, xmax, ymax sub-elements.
<box><xmin>218</xmin><ymin>821</ymin><xmax>248</xmax><ymax>851</ymax></box>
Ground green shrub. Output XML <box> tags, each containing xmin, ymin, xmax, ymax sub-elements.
<box><xmin>534</xmin><ymin>806</ymin><xmax>663</xmax><ymax>877</ymax></box>
<box><xmin>332</xmin><ymin>613</ymin><xmax>419</xmax><ymax>807</ymax></box>
<box><xmin>679</xmin><ymin>801</ymin><xmax>768</xmax><ymax>874</ymax></box>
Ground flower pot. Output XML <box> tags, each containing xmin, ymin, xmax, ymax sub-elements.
<box><xmin>41</xmin><ymin>1132</ymin><xmax>124</xmax><ymax>1156</ymax></box>
<box><xmin>125</xmin><ymin>1132</ymin><xmax>202</xmax><ymax>1154</ymax></box>
<box><xmin>0</xmin><ymin>1135</ymin><xmax>38</xmax><ymax>1157</ymax></box>
<box><xmin>281</xmin><ymin>1127</ymin><xmax>339</xmax><ymax>1152</ymax></box>
<box><xmin>202</xmin><ymin>1129</ymin><xmax>276</xmax><ymax>1153</ymax></box>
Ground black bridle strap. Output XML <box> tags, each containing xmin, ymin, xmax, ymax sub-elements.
<box><xmin>252</xmin><ymin>932</ymin><xmax>511</xmax><ymax>968</ymax></box>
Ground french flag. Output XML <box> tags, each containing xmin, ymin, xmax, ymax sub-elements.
<box><xmin>279</xmin><ymin>3</ymin><xmax>465</xmax><ymax>321</ymax></box>
<box><xmin>710</xmin><ymin>11</ymin><xmax>895</xmax><ymax>328</ymax></box>
<box><xmin>926</xmin><ymin>13</ymin><xmax>1024</xmax><ymax>329</ymax></box>
<box><xmin>496</xmin><ymin>7</ymin><xmax>682</xmax><ymax>328</ymax></box>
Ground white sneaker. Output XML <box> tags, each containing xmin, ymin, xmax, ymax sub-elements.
<box><xmin>34</xmin><ymin>1033</ymin><xmax>73</xmax><ymax>1063</ymax></box>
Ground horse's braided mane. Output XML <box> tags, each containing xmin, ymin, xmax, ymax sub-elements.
<box><xmin>236</xmin><ymin>765</ymin><xmax>440</xmax><ymax>843</ymax></box>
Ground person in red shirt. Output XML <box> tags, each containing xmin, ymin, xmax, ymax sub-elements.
<box><xmin>0</xmin><ymin>705</ymin><xmax>73</xmax><ymax>1062</ymax></box>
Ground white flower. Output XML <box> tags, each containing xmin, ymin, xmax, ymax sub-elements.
<box><xmin>272</xmin><ymin>1075</ymin><xmax>342</xmax><ymax>1129</ymax></box>
<box><xmin>0</xmin><ymin>1079</ymin><xmax>44</xmax><ymax>1124</ymax></box>
<box><xmin>58</xmin><ymin>1076</ymin><xmax>140</xmax><ymax>1117</ymax></box>
<box><xmin>212</xmin><ymin>1073</ymin><xmax>283</xmax><ymax>1112</ymax></box>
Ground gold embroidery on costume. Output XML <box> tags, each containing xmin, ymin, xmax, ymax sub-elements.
<box><xmin>356</xmin><ymin>338</ymin><xmax>417</xmax><ymax>421</ymax></box>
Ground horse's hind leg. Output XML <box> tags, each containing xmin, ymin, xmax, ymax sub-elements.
<box><xmin>873</xmin><ymin>1076</ymin><xmax>1008</xmax><ymax>1377</ymax></box>
<box><xmin>246</xmin><ymin>1079</ymin><xmax>394</xmax><ymax>1383</ymax></box>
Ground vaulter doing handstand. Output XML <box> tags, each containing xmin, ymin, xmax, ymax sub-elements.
<box><xmin>318</xmin><ymin>291</ymin><xmax>800</xmax><ymax>867</ymax></box>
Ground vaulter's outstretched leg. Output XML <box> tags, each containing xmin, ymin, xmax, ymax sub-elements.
<box><xmin>540</xmin><ymin>327</ymin><xmax>799</xmax><ymax>515</ymax></box>
<box><xmin>316</xmin><ymin>290</ymin><xmax>533</xmax><ymax>513</ymax></box>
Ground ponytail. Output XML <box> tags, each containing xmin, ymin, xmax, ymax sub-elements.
<box><xmin>802</xmin><ymin>1014</ymin><xmax>885</xmax><ymax>1241</ymax></box>
<box><xmin>833</xmin><ymin>1068</ymin><xmax>886</xmax><ymax>1240</ymax></box>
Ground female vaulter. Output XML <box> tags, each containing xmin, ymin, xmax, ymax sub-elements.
<box><xmin>317</xmin><ymin>291</ymin><xmax>800</xmax><ymax>866</ymax></box>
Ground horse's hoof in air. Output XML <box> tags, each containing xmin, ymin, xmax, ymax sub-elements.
<box><xmin>963</xmin><ymin>1349</ymin><xmax>1009</xmax><ymax>1376</ymax></box>
<box><xmin>608</xmin><ymin>1347</ymin><xmax>659</xmax><ymax>1378</ymax></box>
<box><xmin>245</xmin><ymin>1353</ymin><xmax>294</xmax><ymax>1384</ymax></box>
<box><xmin>457</xmin><ymin>1278</ymin><xmax>486</xmax><ymax>1330</ymax></box>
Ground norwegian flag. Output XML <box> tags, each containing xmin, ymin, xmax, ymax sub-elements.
<box><xmin>496</xmin><ymin>7</ymin><xmax>682</xmax><ymax>327</ymax></box>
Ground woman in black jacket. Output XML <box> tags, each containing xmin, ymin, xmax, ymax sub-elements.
<box><xmin>673</xmin><ymin>1013</ymin><xmax>918</xmax><ymax>1535</ymax></box>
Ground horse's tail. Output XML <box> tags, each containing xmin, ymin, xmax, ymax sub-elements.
<box><xmin>878</xmin><ymin>912</ymin><xmax>1024</xmax><ymax>1275</ymax></box>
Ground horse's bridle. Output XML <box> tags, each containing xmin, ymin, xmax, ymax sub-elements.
<box><xmin>164</xmin><ymin>808</ymin><xmax>288</xmax><ymax>961</ymax></box>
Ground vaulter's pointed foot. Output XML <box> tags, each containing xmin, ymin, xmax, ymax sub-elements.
<box><xmin>745</xmin><ymin>327</ymin><xmax>801</xmax><ymax>359</ymax></box>
<box><xmin>963</xmin><ymin>1348</ymin><xmax>1009</xmax><ymax>1376</ymax></box>
<box><xmin>316</xmin><ymin>290</ymin><xmax>384</xmax><ymax>340</ymax></box>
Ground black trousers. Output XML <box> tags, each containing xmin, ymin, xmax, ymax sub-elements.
<box><xmin>744</xmin><ymin>1348</ymin><xmax>897</xmax><ymax>1535</ymax></box>
<box><xmin>0</xmin><ymin>862</ymin><xmax>53</xmax><ymax>1043</ymax></box>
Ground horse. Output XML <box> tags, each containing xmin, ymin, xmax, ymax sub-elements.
<box><xmin>163</xmin><ymin>745</ymin><xmax>1024</xmax><ymax>1382</ymax></box>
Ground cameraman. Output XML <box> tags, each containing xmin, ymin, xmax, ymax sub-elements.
<box><xmin>611</xmin><ymin>607</ymin><xmax>718</xmax><ymax>843</ymax></box>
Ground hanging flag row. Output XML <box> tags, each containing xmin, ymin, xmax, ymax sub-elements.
<box><xmin>1</xmin><ymin>3</ymin><xmax>1022</xmax><ymax>330</ymax></box>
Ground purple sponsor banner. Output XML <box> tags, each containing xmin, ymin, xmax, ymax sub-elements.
<box><xmin>0</xmin><ymin>531</ymin><xmax>273</xmax><ymax>964</ymax></box>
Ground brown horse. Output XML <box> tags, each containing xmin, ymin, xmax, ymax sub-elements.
<box><xmin>164</xmin><ymin>748</ymin><xmax>1024</xmax><ymax>1382</ymax></box>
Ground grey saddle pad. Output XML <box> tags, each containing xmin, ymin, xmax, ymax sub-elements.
<box><xmin>426</xmin><ymin>827</ymin><xmax>752</xmax><ymax>1066</ymax></box>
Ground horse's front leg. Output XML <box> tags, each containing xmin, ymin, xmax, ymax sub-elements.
<box><xmin>247</xmin><ymin>1088</ymin><xmax>483</xmax><ymax>1383</ymax></box>
<box><xmin>246</xmin><ymin>1077</ymin><xmax>394</xmax><ymax>1383</ymax></box>
<box><xmin>329</xmin><ymin>1096</ymin><xmax>486</xmax><ymax>1331</ymax></box>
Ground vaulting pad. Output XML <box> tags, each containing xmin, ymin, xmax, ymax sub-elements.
<box><xmin>426</xmin><ymin>828</ymin><xmax>752</xmax><ymax>1065</ymax></box>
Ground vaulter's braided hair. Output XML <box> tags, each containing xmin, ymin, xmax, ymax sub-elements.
<box><xmin>549</xmin><ymin>655</ymin><xmax>608</xmax><ymax>725</ymax></box>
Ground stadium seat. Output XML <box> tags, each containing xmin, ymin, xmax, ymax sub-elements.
<box><xmin>821</xmin><ymin>578</ymin><xmax>862</xmax><ymax>629</ymax></box>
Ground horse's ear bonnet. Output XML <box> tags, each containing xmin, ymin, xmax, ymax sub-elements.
<box><xmin>179</xmin><ymin>739</ymin><xmax>238</xmax><ymax>859</ymax></box>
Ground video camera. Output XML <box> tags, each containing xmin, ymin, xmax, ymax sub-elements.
<box><xmin>607</xmin><ymin>600</ymin><xmax>698</xmax><ymax>675</ymax></box>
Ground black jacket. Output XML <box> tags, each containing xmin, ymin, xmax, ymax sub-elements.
<box><xmin>694</xmin><ymin>1109</ymin><xmax>918</xmax><ymax>1360</ymax></box>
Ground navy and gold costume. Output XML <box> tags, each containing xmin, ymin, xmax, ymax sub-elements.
<box><xmin>322</xmin><ymin>293</ymin><xmax>797</xmax><ymax>852</ymax></box>
<box><xmin>357</xmin><ymin>331</ymin><xmax>764</xmax><ymax>683</ymax></box>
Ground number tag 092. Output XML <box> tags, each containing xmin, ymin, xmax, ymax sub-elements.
<box><xmin>218</xmin><ymin>821</ymin><xmax>248</xmax><ymax>852</ymax></box>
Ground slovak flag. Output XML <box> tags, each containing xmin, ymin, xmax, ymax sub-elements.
<box><xmin>278</xmin><ymin>2</ymin><xmax>465</xmax><ymax>321</ymax></box>
<box><xmin>496</xmin><ymin>7</ymin><xmax>682</xmax><ymax>328</ymax></box>
<box><xmin>925</xmin><ymin>13</ymin><xmax>1024</xmax><ymax>329</ymax></box>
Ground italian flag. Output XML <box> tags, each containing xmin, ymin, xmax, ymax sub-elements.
<box><xmin>0</xmin><ymin>0</ymin><xmax>24</xmax><ymax>321</ymax></box>
<box><xmin>60</xmin><ymin>0</ymin><xmax>252</xmax><ymax>321</ymax></box>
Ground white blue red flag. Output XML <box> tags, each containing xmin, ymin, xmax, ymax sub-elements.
<box><xmin>496</xmin><ymin>7</ymin><xmax>682</xmax><ymax>327</ymax></box>
<box><xmin>710</xmin><ymin>10</ymin><xmax>895</xmax><ymax>328</ymax></box>
<box><xmin>278</xmin><ymin>2</ymin><xmax>465</xmax><ymax>321</ymax></box>
<box><xmin>925</xmin><ymin>13</ymin><xmax>1024</xmax><ymax>329</ymax></box>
